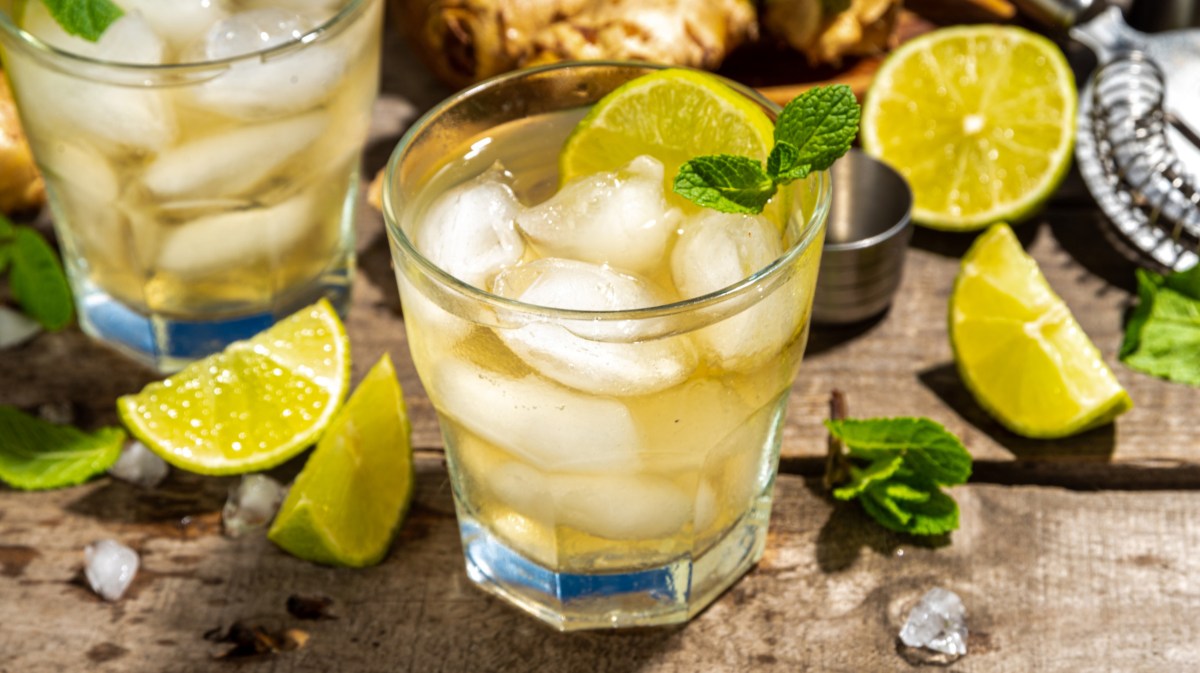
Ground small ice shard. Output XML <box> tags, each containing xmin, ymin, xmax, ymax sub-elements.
<box><xmin>108</xmin><ymin>441</ymin><xmax>169</xmax><ymax>488</ymax></box>
<box><xmin>120</xmin><ymin>0</ymin><xmax>231</xmax><ymax>50</ymax></box>
<box><xmin>492</xmin><ymin>258</ymin><xmax>695</xmax><ymax>396</ymax></box>
<box><xmin>516</xmin><ymin>155</ymin><xmax>681</xmax><ymax>275</ymax></box>
<box><xmin>415</xmin><ymin>165</ymin><xmax>524</xmax><ymax>290</ymax></box>
<box><xmin>899</xmin><ymin>587</ymin><xmax>968</xmax><ymax>656</ymax></box>
<box><xmin>84</xmin><ymin>539</ymin><xmax>139</xmax><ymax>601</ymax></box>
<box><xmin>0</xmin><ymin>306</ymin><xmax>41</xmax><ymax>349</ymax></box>
<box><xmin>223</xmin><ymin>474</ymin><xmax>286</xmax><ymax>538</ymax></box>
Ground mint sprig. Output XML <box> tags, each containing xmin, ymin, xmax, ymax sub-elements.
<box><xmin>673</xmin><ymin>84</ymin><xmax>860</xmax><ymax>214</ymax></box>
<box><xmin>0</xmin><ymin>215</ymin><xmax>74</xmax><ymax>331</ymax></box>
<box><xmin>826</xmin><ymin>417</ymin><xmax>972</xmax><ymax>536</ymax></box>
<box><xmin>1119</xmin><ymin>265</ymin><xmax>1200</xmax><ymax>386</ymax></box>
<box><xmin>0</xmin><ymin>405</ymin><xmax>125</xmax><ymax>490</ymax></box>
<box><xmin>39</xmin><ymin>0</ymin><xmax>124</xmax><ymax>42</ymax></box>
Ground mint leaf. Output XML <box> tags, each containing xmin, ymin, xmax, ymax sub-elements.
<box><xmin>9</xmin><ymin>225</ymin><xmax>74</xmax><ymax>330</ymax></box>
<box><xmin>0</xmin><ymin>219</ymin><xmax>12</xmax><ymax>275</ymax></box>
<box><xmin>39</xmin><ymin>0</ymin><xmax>124</xmax><ymax>42</ymax></box>
<box><xmin>672</xmin><ymin>84</ymin><xmax>860</xmax><ymax>215</ymax></box>
<box><xmin>673</xmin><ymin>155</ymin><xmax>777</xmax><ymax>214</ymax></box>
<box><xmin>825</xmin><ymin>417</ymin><xmax>971</xmax><ymax>536</ymax></box>
<box><xmin>1120</xmin><ymin>266</ymin><xmax>1200</xmax><ymax>386</ymax></box>
<box><xmin>775</xmin><ymin>84</ymin><xmax>860</xmax><ymax>175</ymax></box>
<box><xmin>0</xmin><ymin>406</ymin><xmax>125</xmax><ymax>490</ymax></box>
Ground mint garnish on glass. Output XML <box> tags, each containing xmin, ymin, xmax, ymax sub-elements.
<box><xmin>36</xmin><ymin>0</ymin><xmax>123</xmax><ymax>42</ymax></box>
<box><xmin>826</xmin><ymin>416</ymin><xmax>973</xmax><ymax>537</ymax></box>
<box><xmin>1120</xmin><ymin>264</ymin><xmax>1200</xmax><ymax>387</ymax></box>
<box><xmin>673</xmin><ymin>84</ymin><xmax>861</xmax><ymax>214</ymax></box>
<box><xmin>0</xmin><ymin>215</ymin><xmax>73</xmax><ymax>331</ymax></box>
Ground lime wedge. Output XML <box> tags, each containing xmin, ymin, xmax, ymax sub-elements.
<box><xmin>268</xmin><ymin>354</ymin><xmax>413</xmax><ymax>567</ymax></box>
<box><xmin>950</xmin><ymin>224</ymin><xmax>1132</xmax><ymax>438</ymax></box>
<box><xmin>862</xmin><ymin>26</ymin><xmax>1076</xmax><ymax>231</ymax></box>
<box><xmin>559</xmin><ymin>69</ymin><xmax>776</xmax><ymax>191</ymax></box>
<box><xmin>116</xmin><ymin>300</ymin><xmax>350</xmax><ymax>475</ymax></box>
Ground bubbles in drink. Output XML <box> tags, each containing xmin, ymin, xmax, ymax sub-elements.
<box><xmin>493</xmin><ymin>258</ymin><xmax>696</xmax><ymax>396</ymax></box>
<box><xmin>516</xmin><ymin>155</ymin><xmax>681</xmax><ymax>275</ymax></box>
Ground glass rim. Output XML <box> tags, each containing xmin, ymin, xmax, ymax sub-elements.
<box><xmin>382</xmin><ymin>59</ymin><xmax>832</xmax><ymax>323</ymax></box>
<box><xmin>0</xmin><ymin>0</ymin><xmax>371</xmax><ymax>72</ymax></box>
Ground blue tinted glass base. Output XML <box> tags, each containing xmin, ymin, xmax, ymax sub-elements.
<box><xmin>459</xmin><ymin>494</ymin><xmax>774</xmax><ymax>631</ymax></box>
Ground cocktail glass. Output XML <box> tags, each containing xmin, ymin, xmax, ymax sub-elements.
<box><xmin>383</xmin><ymin>62</ymin><xmax>830</xmax><ymax>630</ymax></box>
<box><xmin>0</xmin><ymin>0</ymin><xmax>382</xmax><ymax>371</ymax></box>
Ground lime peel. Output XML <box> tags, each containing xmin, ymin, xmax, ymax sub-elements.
<box><xmin>116</xmin><ymin>299</ymin><xmax>350</xmax><ymax>475</ymax></box>
<box><xmin>949</xmin><ymin>224</ymin><xmax>1132</xmax><ymax>438</ymax></box>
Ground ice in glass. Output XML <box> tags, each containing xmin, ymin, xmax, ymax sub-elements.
<box><xmin>0</xmin><ymin>0</ymin><xmax>382</xmax><ymax>370</ymax></box>
<box><xmin>385</xmin><ymin>63</ymin><xmax>829</xmax><ymax>630</ymax></box>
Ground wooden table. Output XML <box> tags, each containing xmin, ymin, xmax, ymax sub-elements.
<box><xmin>3</xmin><ymin>29</ymin><xmax>1200</xmax><ymax>673</ymax></box>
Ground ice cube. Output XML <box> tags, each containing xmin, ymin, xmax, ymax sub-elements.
<box><xmin>142</xmin><ymin>111</ymin><xmax>327</xmax><ymax>199</ymax></box>
<box><xmin>553</xmin><ymin>472</ymin><xmax>692</xmax><ymax>541</ymax></box>
<box><xmin>492</xmin><ymin>258</ymin><xmax>696</xmax><ymax>396</ymax></box>
<box><xmin>155</xmin><ymin>193</ymin><xmax>314</xmax><ymax>277</ymax></box>
<box><xmin>84</xmin><ymin>539</ymin><xmax>139</xmax><ymax>601</ymax></box>
<box><xmin>14</xmin><ymin>6</ymin><xmax>176</xmax><ymax>151</ymax></box>
<box><xmin>223</xmin><ymin>474</ymin><xmax>287</xmax><ymax>538</ymax></box>
<box><xmin>671</xmin><ymin>211</ymin><xmax>799</xmax><ymax>370</ymax></box>
<box><xmin>108</xmin><ymin>441</ymin><xmax>169</xmax><ymax>488</ymax></box>
<box><xmin>189</xmin><ymin>9</ymin><xmax>347</xmax><ymax>119</ymax></box>
<box><xmin>431</xmin><ymin>359</ymin><xmax>640</xmax><ymax>473</ymax></box>
<box><xmin>0</xmin><ymin>306</ymin><xmax>41</xmax><ymax>350</ymax></box>
<box><xmin>415</xmin><ymin>166</ymin><xmax>525</xmax><ymax>290</ymax></box>
<box><xmin>900</xmin><ymin>587</ymin><xmax>969</xmax><ymax>656</ymax></box>
<box><xmin>120</xmin><ymin>0</ymin><xmax>231</xmax><ymax>51</ymax></box>
<box><xmin>516</xmin><ymin>155</ymin><xmax>681</xmax><ymax>274</ymax></box>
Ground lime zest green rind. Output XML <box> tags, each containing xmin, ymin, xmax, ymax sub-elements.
<box><xmin>949</xmin><ymin>225</ymin><xmax>1132</xmax><ymax>439</ymax></box>
<box><xmin>268</xmin><ymin>354</ymin><xmax>414</xmax><ymax>568</ymax></box>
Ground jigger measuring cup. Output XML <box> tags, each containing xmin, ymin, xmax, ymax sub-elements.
<box><xmin>811</xmin><ymin>149</ymin><xmax>914</xmax><ymax>325</ymax></box>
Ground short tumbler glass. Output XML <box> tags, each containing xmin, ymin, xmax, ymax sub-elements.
<box><xmin>384</xmin><ymin>62</ymin><xmax>830</xmax><ymax>630</ymax></box>
<box><xmin>0</xmin><ymin>0</ymin><xmax>383</xmax><ymax>371</ymax></box>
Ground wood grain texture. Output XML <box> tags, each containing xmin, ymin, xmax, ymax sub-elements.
<box><xmin>3</xmin><ymin>457</ymin><xmax>1200</xmax><ymax>672</ymax></box>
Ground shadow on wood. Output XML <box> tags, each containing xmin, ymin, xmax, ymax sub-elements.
<box><xmin>918</xmin><ymin>362</ymin><xmax>1118</xmax><ymax>463</ymax></box>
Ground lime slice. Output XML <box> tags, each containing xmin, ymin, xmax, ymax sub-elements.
<box><xmin>950</xmin><ymin>224</ymin><xmax>1132</xmax><ymax>438</ymax></box>
<box><xmin>559</xmin><ymin>69</ymin><xmax>776</xmax><ymax>190</ymax></box>
<box><xmin>116</xmin><ymin>299</ymin><xmax>350</xmax><ymax>475</ymax></box>
<box><xmin>862</xmin><ymin>26</ymin><xmax>1076</xmax><ymax>231</ymax></box>
<box><xmin>268</xmin><ymin>354</ymin><xmax>413</xmax><ymax>567</ymax></box>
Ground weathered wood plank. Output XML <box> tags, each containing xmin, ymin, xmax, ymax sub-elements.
<box><xmin>3</xmin><ymin>458</ymin><xmax>1200</xmax><ymax>672</ymax></box>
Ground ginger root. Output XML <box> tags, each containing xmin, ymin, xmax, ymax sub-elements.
<box><xmin>763</xmin><ymin>0</ymin><xmax>903</xmax><ymax>65</ymax></box>
<box><xmin>0</xmin><ymin>74</ymin><xmax>44</xmax><ymax>214</ymax></box>
<box><xmin>397</xmin><ymin>0</ymin><xmax>757</xmax><ymax>88</ymax></box>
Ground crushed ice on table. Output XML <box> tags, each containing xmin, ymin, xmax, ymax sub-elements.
<box><xmin>0</xmin><ymin>306</ymin><xmax>41</xmax><ymax>350</ymax></box>
<box><xmin>492</xmin><ymin>258</ymin><xmax>695</xmax><ymax>396</ymax></box>
<box><xmin>899</xmin><ymin>587</ymin><xmax>968</xmax><ymax>657</ymax></box>
<box><xmin>415</xmin><ymin>164</ymin><xmax>525</xmax><ymax>289</ymax></box>
<box><xmin>84</xmin><ymin>539</ymin><xmax>139</xmax><ymax>601</ymax></box>
<box><xmin>108</xmin><ymin>441</ymin><xmax>169</xmax><ymax>488</ymax></box>
<box><xmin>223</xmin><ymin>474</ymin><xmax>287</xmax><ymax>538</ymax></box>
<box><xmin>516</xmin><ymin>155</ymin><xmax>681</xmax><ymax>275</ymax></box>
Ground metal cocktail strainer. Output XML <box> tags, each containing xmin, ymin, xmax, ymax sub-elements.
<box><xmin>1017</xmin><ymin>0</ymin><xmax>1200</xmax><ymax>271</ymax></box>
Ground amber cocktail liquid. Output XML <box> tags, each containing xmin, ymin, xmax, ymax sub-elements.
<box><xmin>385</xmin><ymin>63</ymin><xmax>829</xmax><ymax>630</ymax></box>
<box><xmin>0</xmin><ymin>0</ymin><xmax>382</xmax><ymax>370</ymax></box>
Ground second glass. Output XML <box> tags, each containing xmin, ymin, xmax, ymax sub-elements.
<box><xmin>385</xmin><ymin>62</ymin><xmax>830</xmax><ymax>630</ymax></box>
<box><xmin>0</xmin><ymin>0</ymin><xmax>383</xmax><ymax>371</ymax></box>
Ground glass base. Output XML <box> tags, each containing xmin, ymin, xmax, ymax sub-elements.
<box><xmin>459</xmin><ymin>492</ymin><xmax>775</xmax><ymax>631</ymax></box>
<box><xmin>75</xmin><ymin>266</ymin><xmax>352</xmax><ymax>373</ymax></box>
